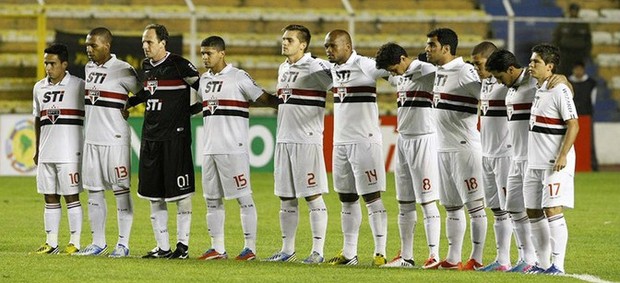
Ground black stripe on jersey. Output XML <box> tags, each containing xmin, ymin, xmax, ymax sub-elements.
<box><xmin>398</xmin><ymin>100</ymin><xmax>432</xmax><ymax>108</ymax></box>
<box><xmin>481</xmin><ymin>110</ymin><xmax>507</xmax><ymax>117</ymax></box>
<box><xmin>530</xmin><ymin>126</ymin><xmax>566</xmax><ymax>135</ymax></box>
<box><xmin>435</xmin><ymin>103</ymin><xmax>478</xmax><ymax>114</ymax></box>
<box><xmin>84</xmin><ymin>99</ymin><xmax>125</xmax><ymax>109</ymax></box>
<box><xmin>40</xmin><ymin>118</ymin><xmax>84</xmax><ymax>126</ymax></box>
<box><xmin>508</xmin><ymin>113</ymin><xmax>530</xmax><ymax>121</ymax></box>
<box><xmin>334</xmin><ymin>96</ymin><xmax>376</xmax><ymax>103</ymax></box>
<box><xmin>203</xmin><ymin>109</ymin><xmax>249</xmax><ymax>118</ymax></box>
<box><xmin>280</xmin><ymin>98</ymin><xmax>326</xmax><ymax>108</ymax></box>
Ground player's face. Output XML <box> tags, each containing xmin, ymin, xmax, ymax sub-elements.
<box><xmin>281</xmin><ymin>30</ymin><xmax>306</xmax><ymax>59</ymax></box>
<box><xmin>201</xmin><ymin>46</ymin><xmax>225</xmax><ymax>69</ymax></box>
<box><xmin>142</xmin><ymin>28</ymin><xmax>166</xmax><ymax>61</ymax></box>
<box><xmin>85</xmin><ymin>34</ymin><xmax>110</xmax><ymax>65</ymax></box>
<box><xmin>386</xmin><ymin>57</ymin><xmax>407</xmax><ymax>75</ymax></box>
<box><xmin>471</xmin><ymin>53</ymin><xmax>491</xmax><ymax>79</ymax></box>
<box><xmin>528</xmin><ymin>52</ymin><xmax>553</xmax><ymax>81</ymax></box>
<box><xmin>489</xmin><ymin>70</ymin><xmax>513</xmax><ymax>86</ymax></box>
<box><xmin>425</xmin><ymin>36</ymin><xmax>446</xmax><ymax>65</ymax></box>
<box><xmin>43</xmin><ymin>53</ymin><xmax>67</xmax><ymax>84</ymax></box>
<box><xmin>324</xmin><ymin>35</ymin><xmax>349</xmax><ymax>64</ymax></box>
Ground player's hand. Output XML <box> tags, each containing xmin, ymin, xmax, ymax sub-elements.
<box><xmin>121</xmin><ymin>108</ymin><xmax>130</xmax><ymax>120</ymax></box>
<box><xmin>553</xmin><ymin>154</ymin><xmax>567</xmax><ymax>172</ymax></box>
<box><xmin>547</xmin><ymin>74</ymin><xmax>573</xmax><ymax>94</ymax></box>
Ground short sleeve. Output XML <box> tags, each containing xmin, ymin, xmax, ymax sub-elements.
<box><xmin>460</xmin><ymin>64</ymin><xmax>482</xmax><ymax>99</ymax></box>
<box><xmin>237</xmin><ymin>70</ymin><xmax>264</xmax><ymax>102</ymax></box>
<box><xmin>556</xmin><ymin>84</ymin><xmax>579</xmax><ymax>121</ymax></box>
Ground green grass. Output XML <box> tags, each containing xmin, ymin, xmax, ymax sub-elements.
<box><xmin>1</xmin><ymin>172</ymin><xmax>619</xmax><ymax>282</ymax></box>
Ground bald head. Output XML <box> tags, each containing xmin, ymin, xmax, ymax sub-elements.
<box><xmin>324</xmin><ymin>29</ymin><xmax>353</xmax><ymax>64</ymax></box>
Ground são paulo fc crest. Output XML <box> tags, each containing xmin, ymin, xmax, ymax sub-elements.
<box><xmin>336</xmin><ymin>87</ymin><xmax>346</xmax><ymax>102</ymax></box>
<box><xmin>397</xmin><ymin>91</ymin><xmax>406</xmax><ymax>106</ymax></box>
<box><xmin>88</xmin><ymin>90</ymin><xmax>100</xmax><ymax>104</ymax></box>
<box><xmin>279</xmin><ymin>88</ymin><xmax>292</xmax><ymax>103</ymax></box>
<box><xmin>506</xmin><ymin>105</ymin><xmax>514</xmax><ymax>120</ymax></box>
<box><xmin>480</xmin><ymin>100</ymin><xmax>489</xmax><ymax>115</ymax></box>
<box><xmin>146</xmin><ymin>80</ymin><xmax>158</xmax><ymax>95</ymax></box>
<box><xmin>432</xmin><ymin>93</ymin><xmax>441</xmax><ymax>108</ymax></box>
<box><xmin>47</xmin><ymin>106</ymin><xmax>60</xmax><ymax>124</ymax></box>
<box><xmin>206</xmin><ymin>96</ymin><xmax>218</xmax><ymax>113</ymax></box>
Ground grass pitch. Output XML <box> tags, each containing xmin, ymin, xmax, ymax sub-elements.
<box><xmin>0</xmin><ymin>172</ymin><xmax>618</xmax><ymax>282</ymax></box>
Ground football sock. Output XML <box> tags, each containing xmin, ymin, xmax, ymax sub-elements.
<box><xmin>548</xmin><ymin>213</ymin><xmax>568</xmax><ymax>271</ymax></box>
<box><xmin>206</xmin><ymin>198</ymin><xmax>226</xmax><ymax>253</ymax></box>
<box><xmin>307</xmin><ymin>196</ymin><xmax>327</xmax><ymax>256</ymax></box>
<box><xmin>150</xmin><ymin>200</ymin><xmax>170</xmax><ymax>251</ymax></box>
<box><xmin>44</xmin><ymin>203</ymin><xmax>61</xmax><ymax>248</ymax></box>
<box><xmin>114</xmin><ymin>188</ymin><xmax>133</xmax><ymax>248</ymax></box>
<box><xmin>67</xmin><ymin>200</ymin><xmax>82</xmax><ymax>249</ymax></box>
<box><xmin>280</xmin><ymin>199</ymin><xmax>298</xmax><ymax>255</ymax></box>
<box><xmin>530</xmin><ymin>214</ymin><xmax>551</xmax><ymax>269</ymax></box>
<box><xmin>511</xmin><ymin>211</ymin><xmax>536</xmax><ymax>264</ymax></box>
<box><xmin>397</xmin><ymin>202</ymin><xmax>417</xmax><ymax>260</ymax></box>
<box><xmin>421</xmin><ymin>201</ymin><xmax>441</xmax><ymax>260</ymax></box>
<box><xmin>176</xmin><ymin>196</ymin><xmax>192</xmax><ymax>247</ymax></box>
<box><xmin>238</xmin><ymin>194</ymin><xmax>257</xmax><ymax>252</ymax></box>
<box><xmin>493</xmin><ymin>210</ymin><xmax>513</xmax><ymax>265</ymax></box>
<box><xmin>366</xmin><ymin>199</ymin><xmax>387</xmax><ymax>256</ymax></box>
<box><xmin>87</xmin><ymin>190</ymin><xmax>107</xmax><ymax>248</ymax></box>
<box><xmin>446</xmin><ymin>207</ymin><xmax>466</xmax><ymax>264</ymax></box>
<box><xmin>468</xmin><ymin>204</ymin><xmax>487</xmax><ymax>263</ymax></box>
<box><xmin>341</xmin><ymin>200</ymin><xmax>361</xmax><ymax>259</ymax></box>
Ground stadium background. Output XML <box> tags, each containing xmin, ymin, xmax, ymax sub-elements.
<box><xmin>2</xmin><ymin>0</ymin><xmax>620</xmax><ymax>176</ymax></box>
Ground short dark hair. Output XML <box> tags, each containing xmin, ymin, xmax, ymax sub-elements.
<box><xmin>531</xmin><ymin>43</ymin><xmax>561</xmax><ymax>72</ymax></box>
<box><xmin>44</xmin><ymin>43</ymin><xmax>69</xmax><ymax>63</ymax></box>
<box><xmin>486</xmin><ymin>49</ymin><xmax>521</xmax><ymax>73</ymax></box>
<box><xmin>427</xmin><ymin>28</ymin><xmax>458</xmax><ymax>56</ymax></box>
<box><xmin>573</xmin><ymin>60</ymin><xmax>585</xmax><ymax>68</ymax></box>
<box><xmin>145</xmin><ymin>24</ymin><xmax>169</xmax><ymax>43</ymax></box>
<box><xmin>282</xmin><ymin>24</ymin><xmax>311</xmax><ymax>52</ymax></box>
<box><xmin>471</xmin><ymin>41</ymin><xmax>497</xmax><ymax>58</ymax></box>
<box><xmin>375</xmin><ymin>42</ymin><xmax>407</xmax><ymax>70</ymax></box>
<box><xmin>201</xmin><ymin>36</ymin><xmax>226</xmax><ymax>51</ymax></box>
<box><xmin>88</xmin><ymin>27</ymin><xmax>113</xmax><ymax>44</ymax></box>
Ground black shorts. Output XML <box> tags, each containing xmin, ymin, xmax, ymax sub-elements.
<box><xmin>137</xmin><ymin>136</ymin><xmax>195</xmax><ymax>201</ymax></box>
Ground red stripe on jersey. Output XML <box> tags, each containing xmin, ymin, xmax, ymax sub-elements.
<box><xmin>40</xmin><ymin>109</ymin><xmax>85</xmax><ymax>116</ymax></box>
<box><xmin>85</xmin><ymin>90</ymin><xmax>128</xmax><ymax>101</ymax></box>
<box><xmin>277</xmin><ymin>88</ymin><xmax>327</xmax><ymax>97</ymax></box>
<box><xmin>143</xmin><ymin>79</ymin><xmax>185</xmax><ymax>87</ymax></box>
<box><xmin>331</xmin><ymin>86</ymin><xmax>377</xmax><ymax>94</ymax></box>
<box><xmin>535</xmin><ymin>115</ymin><xmax>564</xmax><ymax>125</ymax></box>
<box><xmin>511</xmin><ymin>103</ymin><xmax>532</xmax><ymax>110</ymax></box>
<box><xmin>399</xmin><ymin>91</ymin><xmax>433</xmax><ymax>99</ymax></box>
<box><xmin>487</xmin><ymin>99</ymin><xmax>506</xmax><ymax>106</ymax></box>
<box><xmin>440</xmin><ymin>93</ymin><xmax>478</xmax><ymax>105</ymax></box>
<box><xmin>202</xmin><ymin>99</ymin><xmax>250</xmax><ymax>108</ymax></box>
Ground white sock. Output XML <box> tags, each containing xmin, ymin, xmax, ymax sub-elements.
<box><xmin>307</xmin><ymin>196</ymin><xmax>327</xmax><ymax>256</ymax></box>
<box><xmin>280</xmin><ymin>199</ymin><xmax>299</xmax><ymax>255</ymax></box>
<box><xmin>530</xmin><ymin>215</ymin><xmax>551</xmax><ymax>269</ymax></box>
<box><xmin>87</xmin><ymin>190</ymin><xmax>107</xmax><ymax>248</ymax></box>
<box><xmin>150</xmin><ymin>200</ymin><xmax>170</xmax><ymax>251</ymax></box>
<box><xmin>446</xmin><ymin>207</ymin><xmax>466</xmax><ymax>264</ymax></box>
<box><xmin>397</xmin><ymin>202</ymin><xmax>417</xmax><ymax>260</ymax></box>
<box><xmin>44</xmin><ymin>203</ymin><xmax>61</xmax><ymax>248</ymax></box>
<box><xmin>421</xmin><ymin>202</ymin><xmax>441</xmax><ymax>260</ymax></box>
<box><xmin>366</xmin><ymin>199</ymin><xmax>387</xmax><ymax>256</ymax></box>
<box><xmin>548</xmin><ymin>214</ymin><xmax>568</xmax><ymax>271</ymax></box>
<box><xmin>114</xmin><ymin>189</ymin><xmax>133</xmax><ymax>248</ymax></box>
<box><xmin>468</xmin><ymin>204</ymin><xmax>487</xmax><ymax>263</ymax></box>
<box><xmin>206</xmin><ymin>198</ymin><xmax>226</xmax><ymax>253</ymax></box>
<box><xmin>238</xmin><ymin>194</ymin><xmax>257</xmax><ymax>252</ymax></box>
<box><xmin>492</xmin><ymin>210</ymin><xmax>513</xmax><ymax>265</ymax></box>
<box><xmin>511</xmin><ymin>211</ymin><xmax>536</xmax><ymax>264</ymax></box>
<box><xmin>176</xmin><ymin>197</ymin><xmax>192</xmax><ymax>247</ymax></box>
<box><xmin>341</xmin><ymin>200</ymin><xmax>361</xmax><ymax>259</ymax></box>
<box><xmin>66</xmin><ymin>200</ymin><xmax>82</xmax><ymax>249</ymax></box>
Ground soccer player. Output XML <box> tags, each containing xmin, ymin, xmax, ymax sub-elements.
<box><xmin>471</xmin><ymin>42</ymin><xmax>513</xmax><ymax>271</ymax></box>
<box><xmin>127</xmin><ymin>24</ymin><xmax>202</xmax><ymax>259</ymax></box>
<box><xmin>76</xmin><ymin>27</ymin><xmax>142</xmax><ymax>257</ymax></box>
<box><xmin>423</xmin><ymin>28</ymin><xmax>487</xmax><ymax>270</ymax></box>
<box><xmin>32</xmin><ymin>43</ymin><xmax>85</xmax><ymax>255</ymax></box>
<box><xmin>196</xmin><ymin>36</ymin><xmax>279</xmax><ymax>261</ymax></box>
<box><xmin>374</xmin><ymin>43</ymin><xmax>441</xmax><ymax>269</ymax></box>
<box><xmin>522</xmin><ymin>43</ymin><xmax>578</xmax><ymax>275</ymax></box>
<box><xmin>323</xmin><ymin>29</ymin><xmax>390</xmax><ymax>266</ymax></box>
<box><xmin>264</xmin><ymin>25</ymin><xmax>332</xmax><ymax>264</ymax></box>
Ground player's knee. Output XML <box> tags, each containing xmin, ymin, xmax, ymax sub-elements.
<box><xmin>44</xmin><ymin>194</ymin><xmax>61</xmax><ymax>204</ymax></box>
<box><xmin>465</xmin><ymin>198</ymin><xmax>485</xmax><ymax>211</ymax></box>
<box><xmin>280</xmin><ymin>196</ymin><xmax>296</xmax><ymax>201</ymax></box>
<box><xmin>304</xmin><ymin>194</ymin><xmax>322</xmax><ymax>202</ymax></box>
<box><xmin>526</xmin><ymin>208</ymin><xmax>545</xmax><ymax>219</ymax></box>
<box><xmin>399</xmin><ymin>200</ymin><xmax>416</xmax><ymax>205</ymax></box>
<box><xmin>544</xmin><ymin>206</ymin><xmax>563</xmax><ymax>217</ymax></box>
<box><xmin>64</xmin><ymin>194</ymin><xmax>80</xmax><ymax>203</ymax></box>
<box><xmin>362</xmin><ymin>191</ymin><xmax>381</xmax><ymax>203</ymax></box>
<box><xmin>338</xmin><ymin>193</ymin><xmax>359</xmax><ymax>203</ymax></box>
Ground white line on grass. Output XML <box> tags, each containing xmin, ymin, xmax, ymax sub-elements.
<box><xmin>565</xmin><ymin>273</ymin><xmax>617</xmax><ymax>283</ymax></box>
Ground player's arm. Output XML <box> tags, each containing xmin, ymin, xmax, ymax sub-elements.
<box><xmin>554</xmin><ymin>118</ymin><xmax>579</xmax><ymax>172</ymax></box>
<box><xmin>33</xmin><ymin>117</ymin><xmax>40</xmax><ymax>165</ymax></box>
<box><xmin>547</xmin><ymin>74</ymin><xmax>574</xmax><ymax>96</ymax></box>
<box><xmin>253</xmin><ymin>92</ymin><xmax>280</xmax><ymax>109</ymax></box>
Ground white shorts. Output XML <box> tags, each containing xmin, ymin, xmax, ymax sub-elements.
<box><xmin>202</xmin><ymin>153</ymin><xmax>252</xmax><ymax>200</ymax></box>
<box><xmin>394</xmin><ymin>134</ymin><xmax>439</xmax><ymax>203</ymax></box>
<box><xmin>82</xmin><ymin>143</ymin><xmax>131</xmax><ymax>191</ymax></box>
<box><xmin>481</xmin><ymin>156</ymin><xmax>510</xmax><ymax>209</ymax></box>
<box><xmin>503</xmin><ymin>159</ymin><xmax>527</xmax><ymax>212</ymax></box>
<box><xmin>437</xmin><ymin>150</ymin><xmax>484</xmax><ymax>207</ymax></box>
<box><xmin>274</xmin><ymin>143</ymin><xmax>329</xmax><ymax>198</ymax></box>
<box><xmin>523</xmin><ymin>168</ymin><xmax>575</xmax><ymax>209</ymax></box>
<box><xmin>37</xmin><ymin>162</ymin><xmax>83</xmax><ymax>195</ymax></box>
<box><xmin>333</xmin><ymin>143</ymin><xmax>386</xmax><ymax>196</ymax></box>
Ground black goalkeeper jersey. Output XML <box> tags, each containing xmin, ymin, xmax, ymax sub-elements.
<box><xmin>138</xmin><ymin>53</ymin><xmax>200</xmax><ymax>141</ymax></box>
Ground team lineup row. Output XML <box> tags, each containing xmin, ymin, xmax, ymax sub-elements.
<box><xmin>31</xmin><ymin>23</ymin><xmax>578</xmax><ymax>275</ymax></box>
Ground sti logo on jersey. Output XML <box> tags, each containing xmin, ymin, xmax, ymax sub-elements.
<box><xmin>47</xmin><ymin>107</ymin><xmax>60</xmax><ymax>124</ymax></box>
<box><xmin>146</xmin><ymin>80</ymin><xmax>158</xmax><ymax>95</ymax></box>
<box><xmin>279</xmin><ymin>88</ymin><xmax>292</xmax><ymax>103</ymax></box>
<box><xmin>206</xmin><ymin>96</ymin><xmax>218</xmax><ymax>113</ymax></box>
<box><xmin>88</xmin><ymin>90</ymin><xmax>100</xmax><ymax>104</ymax></box>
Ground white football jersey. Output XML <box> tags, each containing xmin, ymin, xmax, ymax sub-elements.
<box><xmin>506</xmin><ymin>69</ymin><xmax>537</xmax><ymax>161</ymax></box>
<box><xmin>389</xmin><ymin>59</ymin><xmax>437</xmax><ymax>136</ymax></box>
<box><xmin>33</xmin><ymin>72</ymin><xmax>85</xmax><ymax>163</ymax></box>
<box><xmin>331</xmin><ymin>51</ymin><xmax>389</xmax><ymax>144</ymax></box>
<box><xmin>432</xmin><ymin>57</ymin><xmax>482</xmax><ymax>152</ymax></box>
<box><xmin>84</xmin><ymin>55</ymin><xmax>142</xmax><ymax>146</ymax></box>
<box><xmin>200</xmin><ymin>64</ymin><xmax>264</xmax><ymax>154</ymax></box>
<box><xmin>276</xmin><ymin>53</ymin><xmax>333</xmax><ymax>144</ymax></box>
<box><xmin>528</xmin><ymin>81</ymin><xmax>578</xmax><ymax>169</ymax></box>
<box><xmin>479</xmin><ymin>76</ymin><xmax>511</xmax><ymax>157</ymax></box>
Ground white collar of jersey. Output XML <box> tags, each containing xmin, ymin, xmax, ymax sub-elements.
<box><xmin>438</xmin><ymin>56</ymin><xmax>464</xmax><ymax>70</ymax></box>
<box><xmin>208</xmin><ymin>63</ymin><xmax>233</xmax><ymax>76</ymax></box>
<box><xmin>539</xmin><ymin>80</ymin><xmax>550</xmax><ymax>90</ymax></box>
<box><xmin>89</xmin><ymin>54</ymin><xmax>117</xmax><ymax>68</ymax></box>
<box><xmin>46</xmin><ymin>71</ymin><xmax>71</xmax><ymax>86</ymax></box>
<box><xmin>336</xmin><ymin>50</ymin><xmax>358</xmax><ymax>67</ymax></box>
<box><xmin>569</xmin><ymin>73</ymin><xmax>589</xmax><ymax>83</ymax></box>
<box><xmin>286</xmin><ymin>52</ymin><xmax>311</xmax><ymax>65</ymax></box>
<box><xmin>149</xmin><ymin>52</ymin><xmax>171</xmax><ymax>67</ymax></box>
